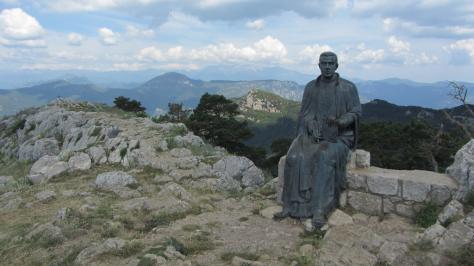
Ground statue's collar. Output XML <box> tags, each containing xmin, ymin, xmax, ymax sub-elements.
<box><xmin>316</xmin><ymin>73</ymin><xmax>340</xmax><ymax>86</ymax></box>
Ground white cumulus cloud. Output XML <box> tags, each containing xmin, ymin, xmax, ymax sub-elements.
<box><xmin>98</xmin><ymin>27</ymin><xmax>118</xmax><ymax>45</ymax></box>
<box><xmin>125</xmin><ymin>25</ymin><xmax>155</xmax><ymax>38</ymax></box>
<box><xmin>67</xmin><ymin>32</ymin><xmax>84</xmax><ymax>46</ymax></box>
<box><xmin>299</xmin><ymin>44</ymin><xmax>333</xmax><ymax>63</ymax></box>
<box><xmin>387</xmin><ymin>36</ymin><xmax>410</xmax><ymax>54</ymax></box>
<box><xmin>246</xmin><ymin>19</ymin><xmax>265</xmax><ymax>30</ymax></box>
<box><xmin>0</xmin><ymin>8</ymin><xmax>45</xmax><ymax>45</ymax></box>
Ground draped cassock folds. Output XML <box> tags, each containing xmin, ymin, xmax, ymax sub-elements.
<box><xmin>281</xmin><ymin>73</ymin><xmax>361</xmax><ymax>218</ymax></box>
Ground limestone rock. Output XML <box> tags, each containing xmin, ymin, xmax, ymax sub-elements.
<box><xmin>173</xmin><ymin>132</ymin><xmax>204</xmax><ymax>147</ymax></box>
<box><xmin>402</xmin><ymin>180</ymin><xmax>430</xmax><ymax>202</ymax></box>
<box><xmin>176</xmin><ymin>156</ymin><xmax>199</xmax><ymax>170</ymax></box>
<box><xmin>158</xmin><ymin>182</ymin><xmax>193</xmax><ymax>202</ymax></box>
<box><xmin>18</xmin><ymin>138</ymin><xmax>60</xmax><ymax>162</ymax></box>
<box><xmin>28</xmin><ymin>155</ymin><xmax>69</xmax><ymax>184</ymax></box>
<box><xmin>87</xmin><ymin>146</ymin><xmax>107</xmax><ymax>164</ymax></box>
<box><xmin>163</xmin><ymin>245</ymin><xmax>185</xmax><ymax>260</ymax></box>
<box><xmin>446</xmin><ymin>139</ymin><xmax>474</xmax><ymax>201</ymax></box>
<box><xmin>75</xmin><ymin>238</ymin><xmax>126</xmax><ymax>265</ymax></box>
<box><xmin>420</xmin><ymin>222</ymin><xmax>446</xmax><ymax>242</ymax></box>
<box><xmin>232</xmin><ymin>256</ymin><xmax>263</xmax><ymax>266</ymax></box>
<box><xmin>436</xmin><ymin>221</ymin><xmax>474</xmax><ymax>252</ymax></box>
<box><xmin>438</xmin><ymin>200</ymin><xmax>464</xmax><ymax>225</ymax></box>
<box><xmin>259</xmin><ymin>205</ymin><xmax>282</xmax><ymax>219</ymax></box>
<box><xmin>25</xmin><ymin>223</ymin><xmax>64</xmax><ymax>244</ymax></box>
<box><xmin>95</xmin><ymin>171</ymin><xmax>137</xmax><ymax>190</ymax></box>
<box><xmin>328</xmin><ymin>209</ymin><xmax>354</xmax><ymax>227</ymax></box>
<box><xmin>213</xmin><ymin>155</ymin><xmax>264</xmax><ymax>188</ymax></box>
<box><xmin>378</xmin><ymin>241</ymin><xmax>408</xmax><ymax>265</ymax></box>
<box><xmin>0</xmin><ymin>176</ymin><xmax>13</xmax><ymax>188</ymax></box>
<box><xmin>347</xmin><ymin>191</ymin><xmax>382</xmax><ymax>215</ymax></box>
<box><xmin>367</xmin><ymin>174</ymin><xmax>398</xmax><ymax>195</ymax></box>
<box><xmin>68</xmin><ymin>152</ymin><xmax>92</xmax><ymax>171</ymax></box>
<box><xmin>170</xmin><ymin>148</ymin><xmax>192</xmax><ymax>158</ymax></box>
<box><xmin>355</xmin><ymin>149</ymin><xmax>370</xmax><ymax>168</ymax></box>
<box><xmin>35</xmin><ymin>190</ymin><xmax>56</xmax><ymax>203</ymax></box>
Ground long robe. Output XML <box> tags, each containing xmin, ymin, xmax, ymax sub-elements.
<box><xmin>281</xmin><ymin>74</ymin><xmax>361</xmax><ymax>218</ymax></box>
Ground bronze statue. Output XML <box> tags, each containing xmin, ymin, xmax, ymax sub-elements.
<box><xmin>274</xmin><ymin>51</ymin><xmax>361</xmax><ymax>228</ymax></box>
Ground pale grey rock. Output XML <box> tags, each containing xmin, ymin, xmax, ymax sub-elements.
<box><xmin>346</xmin><ymin>171</ymin><xmax>368</xmax><ymax>191</ymax></box>
<box><xmin>231</xmin><ymin>256</ymin><xmax>263</xmax><ymax>266</ymax></box>
<box><xmin>348</xmin><ymin>191</ymin><xmax>382</xmax><ymax>215</ymax></box>
<box><xmin>112</xmin><ymin>188</ymin><xmax>141</xmax><ymax>199</ymax></box>
<box><xmin>438</xmin><ymin>200</ymin><xmax>464</xmax><ymax>225</ymax></box>
<box><xmin>396</xmin><ymin>204</ymin><xmax>416</xmax><ymax>218</ymax></box>
<box><xmin>163</xmin><ymin>245</ymin><xmax>185</xmax><ymax>260</ymax></box>
<box><xmin>216</xmin><ymin>174</ymin><xmax>242</xmax><ymax>192</ymax></box>
<box><xmin>213</xmin><ymin>155</ymin><xmax>264</xmax><ymax>188</ymax></box>
<box><xmin>54</xmin><ymin>207</ymin><xmax>70</xmax><ymax>222</ymax></box>
<box><xmin>352</xmin><ymin>213</ymin><xmax>369</xmax><ymax>225</ymax></box>
<box><xmin>25</xmin><ymin>223</ymin><xmax>64</xmax><ymax>244</ymax></box>
<box><xmin>157</xmin><ymin>140</ymin><xmax>168</xmax><ymax>152</ymax></box>
<box><xmin>191</xmin><ymin>163</ymin><xmax>212</xmax><ymax>179</ymax></box>
<box><xmin>95</xmin><ymin>171</ymin><xmax>137</xmax><ymax>190</ymax></box>
<box><xmin>436</xmin><ymin>221</ymin><xmax>474</xmax><ymax>252</ymax></box>
<box><xmin>119</xmin><ymin>197</ymin><xmax>149</xmax><ymax>211</ymax></box>
<box><xmin>446</xmin><ymin>139</ymin><xmax>474</xmax><ymax>201</ymax></box>
<box><xmin>355</xmin><ymin>149</ymin><xmax>370</xmax><ymax>168</ymax></box>
<box><xmin>186</xmin><ymin>178</ymin><xmax>219</xmax><ymax>192</ymax></box>
<box><xmin>430</xmin><ymin>184</ymin><xmax>453</xmax><ymax>206</ymax></box>
<box><xmin>420</xmin><ymin>222</ymin><xmax>446</xmax><ymax>242</ymax></box>
<box><xmin>105</xmin><ymin>126</ymin><xmax>121</xmax><ymax>138</ymax></box>
<box><xmin>0</xmin><ymin>176</ymin><xmax>13</xmax><ymax>187</ymax></box>
<box><xmin>142</xmin><ymin>254</ymin><xmax>167</xmax><ymax>265</ymax></box>
<box><xmin>367</xmin><ymin>175</ymin><xmax>398</xmax><ymax>195</ymax></box>
<box><xmin>173</xmin><ymin>132</ymin><xmax>204</xmax><ymax>147</ymax></box>
<box><xmin>378</xmin><ymin>241</ymin><xmax>408</xmax><ymax>265</ymax></box>
<box><xmin>1</xmin><ymin>197</ymin><xmax>23</xmax><ymax>210</ymax></box>
<box><xmin>170</xmin><ymin>148</ymin><xmax>192</xmax><ymax>158</ymax></box>
<box><xmin>153</xmin><ymin>175</ymin><xmax>173</xmax><ymax>184</ymax></box>
<box><xmin>108</xmin><ymin>141</ymin><xmax>128</xmax><ymax>164</ymax></box>
<box><xmin>28</xmin><ymin>155</ymin><xmax>69</xmax><ymax>184</ymax></box>
<box><xmin>79</xmin><ymin>204</ymin><xmax>97</xmax><ymax>213</ymax></box>
<box><xmin>464</xmin><ymin>210</ymin><xmax>474</xmax><ymax>228</ymax></box>
<box><xmin>68</xmin><ymin>152</ymin><xmax>92</xmax><ymax>171</ymax></box>
<box><xmin>75</xmin><ymin>238</ymin><xmax>126</xmax><ymax>265</ymax></box>
<box><xmin>259</xmin><ymin>205</ymin><xmax>282</xmax><ymax>219</ymax></box>
<box><xmin>127</xmin><ymin>148</ymin><xmax>157</xmax><ymax>168</ymax></box>
<box><xmin>87</xmin><ymin>146</ymin><xmax>107</xmax><ymax>164</ymax></box>
<box><xmin>402</xmin><ymin>180</ymin><xmax>430</xmax><ymax>202</ymax></box>
<box><xmin>169</xmin><ymin>169</ymin><xmax>192</xmax><ymax>182</ymax></box>
<box><xmin>328</xmin><ymin>209</ymin><xmax>354</xmax><ymax>227</ymax></box>
<box><xmin>176</xmin><ymin>156</ymin><xmax>199</xmax><ymax>170</ymax></box>
<box><xmin>18</xmin><ymin>138</ymin><xmax>60</xmax><ymax>162</ymax></box>
<box><xmin>383</xmin><ymin>198</ymin><xmax>396</xmax><ymax>214</ymax></box>
<box><xmin>63</xmin><ymin>127</ymin><xmax>98</xmax><ymax>152</ymax></box>
<box><xmin>35</xmin><ymin>190</ymin><xmax>56</xmax><ymax>203</ymax></box>
<box><xmin>159</xmin><ymin>182</ymin><xmax>192</xmax><ymax>202</ymax></box>
<box><xmin>61</xmin><ymin>190</ymin><xmax>76</xmax><ymax>197</ymax></box>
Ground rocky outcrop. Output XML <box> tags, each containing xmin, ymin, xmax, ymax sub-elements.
<box><xmin>28</xmin><ymin>155</ymin><xmax>69</xmax><ymax>184</ymax></box>
<box><xmin>213</xmin><ymin>155</ymin><xmax>265</xmax><ymax>190</ymax></box>
<box><xmin>95</xmin><ymin>171</ymin><xmax>138</xmax><ymax>190</ymax></box>
<box><xmin>239</xmin><ymin>89</ymin><xmax>280</xmax><ymax>113</ymax></box>
<box><xmin>446</xmin><ymin>139</ymin><xmax>474</xmax><ymax>201</ymax></box>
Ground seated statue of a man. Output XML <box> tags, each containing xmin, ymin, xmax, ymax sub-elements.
<box><xmin>274</xmin><ymin>51</ymin><xmax>361</xmax><ymax>228</ymax></box>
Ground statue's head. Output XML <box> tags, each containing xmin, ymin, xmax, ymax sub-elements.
<box><xmin>318</xmin><ymin>51</ymin><xmax>338</xmax><ymax>79</ymax></box>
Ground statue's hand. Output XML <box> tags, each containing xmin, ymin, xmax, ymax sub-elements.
<box><xmin>335</xmin><ymin>115</ymin><xmax>354</xmax><ymax>128</ymax></box>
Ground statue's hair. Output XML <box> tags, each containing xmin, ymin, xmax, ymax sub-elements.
<box><xmin>319</xmin><ymin>51</ymin><xmax>338</xmax><ymax>63</ymax></box>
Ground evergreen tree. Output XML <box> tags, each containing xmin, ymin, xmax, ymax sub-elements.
<box><xmin>186</xmin><ymin>93</ymin><xmax>253</xmax><ymax>154</ymax></box>
<box><xmin>113</xmin><ymin>96</ymin><xmax>146</xmax><ymax>113</ymax></box>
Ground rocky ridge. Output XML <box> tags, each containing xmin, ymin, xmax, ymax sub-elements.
<box><xmin>0</xmin><ymin>99</ymin><xmax>472</xmax><ymax>265</ymax></box>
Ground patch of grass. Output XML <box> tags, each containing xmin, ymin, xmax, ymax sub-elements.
<box><xmin>182</xmin><ymin>224</ymin><xmax>201</xmax><ymax>231</ymax></box>
<box><xmin>226</xmin><ymin>189</ymin><xmax>246</xmax><ymax>199</ymax></box>
<box><xmin>220</xmin><ymin>251</ymin><xmax>260</xmax><ymax>262</ymax></box>
<box><xmin>166</xmin><ymin>137</ymin><xmax>178</xmax><ymax>150</ymax></box>
<box><xmin>168</xmin><ymin>125</ymin><xmax>187</xmax><ymax>137</ymax></box>
<box><xmin>6</xmin><ymin>118</ymin><xmax>26</xmax><ymax>136</ymax></box>
<box><xmin>414</xmin><ymin>202</ymin><xmax>439</xmax><ymax>228</ymax></box>
<box><xmin>288</xmin><ymin>255</ymin><xmax>313</xmax><ymax>266</ymax></box>
<box><xmin>190</xmin><ymin>143</ymin><xmax>215</xmax><ymax>157</ymax></box>
<box><xmin>299</xmin><ymin>229</ymin><xmax>326</xmax><ymax>248</ymax></box>
<box><xmin>238</xmin><ymin>217</ymin><xmax>249</xmax><ymax>222</ymax></box>
<box><xmin>0</xmin><ymin>176</ymin><xmax>33</xmax><ymax>194</ymax></box>
<box><xmin>257</xmin><ymin>185</ymin><xmax>275</xmax><ymax>196</ymax></box>
<box><xmin>26</xmin><ymin>123</ymin><xmax>36</xmax><ymax>134</ymax></box>
<box><xmin>465</xmin><ymin>191</ymin><xmax>474</xmax><ymax>212</ymax></box>
<box><xmin>100</xmin><ymin>223</ymin><xmax>120</xmax><ymax>238</ymax></box>
<box><xmin>137</xmin><ymin>257</ymin><xmax>155</xmax><ymax>266</ymax></box>
<box><xmin>91</xmin><ymin>126</ymin><xmax>102</xmax><ymax>137</ymax></box>
<box><xmin>119</xmin><ymin>147</ymin><xmax>127</xmax><ymax>159</ymax></box>
<box><xmin>74</xmin><ymin>131</ymin><xmax>83</xmax><ymax>145</ymax></box>
<box><xmin>58</xmin><ymin>244</ymin><xmax>86</xmax><ymax>266</ymax></box>
<box><xmin>143</xmin><ymin>206</ymin><xmax>202</xmax><ymax>232</ymax></box>
<box><xmin>0</xmin><ymin>159</ymin><xmax>32</xmax><ymax>180</ymax></box>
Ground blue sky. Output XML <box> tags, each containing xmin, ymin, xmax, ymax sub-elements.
<box><xmin>0</xmin><ymin>0</ymin><xmax>474</xmax><ymax>82</ymax></box>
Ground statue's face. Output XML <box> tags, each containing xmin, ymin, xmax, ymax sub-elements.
<box><xmin>318</xmin><ymin>56</ymin><xmax>338</xmax><ymax>78</ymax></box>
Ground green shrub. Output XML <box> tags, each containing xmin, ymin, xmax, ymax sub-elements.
<box><xmin>119</xmin><ymin>148</ymin><xmax>127</xmax><ymax>159</ymax></box>
<box><xmin>91</xmin><ymin>127</ymin><xmax>102</xmax><ymax>137</ymax></box>
<box><xmin>6</xmin><ymin>118</ymin><xmax>26</xmax><ymax>136</ymax></box>
<box><xmin>414</xmin><ymin>202</ymin><xmax>439</xmax><ymax>228</ymax></box>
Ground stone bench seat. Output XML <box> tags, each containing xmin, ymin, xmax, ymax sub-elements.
<box><xmin>277</xmin><ymin>150</ymin><xmax>459</xmax><ymax>218</ymax></box>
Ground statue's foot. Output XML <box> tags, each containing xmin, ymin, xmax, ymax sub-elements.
<box><xmin>311</xmin><ymin>214</ymin><xmax>326</xmax><ymax>229</ymax></box>
<box><xmin>273</xmin><ymin>210</ymin><xmax>290</xmax><ymax>221</ymax></box>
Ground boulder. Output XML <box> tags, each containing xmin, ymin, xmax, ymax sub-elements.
<box><xmin>18</xmin><ymin>138</ymin><xmax>60</xmax><ymax>162</ymax></box>
<box><xmin>328</xmin><ymin>209</ymin><xmax>354</xmax><ymax>227</ymax></box>
<box><xmin>173</xmin><ymin>133</ymin><xmax>205</xmax><ymax>147</ymax></box>
<box><xmin>25</xmin><ymin>223</ymin><xmax>65</xmax><ymax>244</ymax></box>
<box><xmin>28</xmin><ymin>155</ymin><xmax>69</xmax><ymax>184</ymax></box>
<box><xmin>88</xmin><ymin>146</ymin><xmax>107</xmax><ymax>164</ymax></box>
<box><xmin>377</xmin><ymin>241</ymin><xmax>408</xmax><ymax>265</ymax></box>
<box><xmin>75</xmin><ymin>238</ymin><xmax>126</xmax><ymax>265</ymax></box>
<box><xmin>35</xmin><ymin>190</ymin><xmax>56</xmax><ymax>203</ymax></box>
<box><xmin>68</xmin><ymin>152</ymin><xmax>92</xmax><ymax>171</ymax></box>
<box><xmin>438</xmin><ymin>200</ymin><xmax>464</xmax><ymax>225</ymax></box>
<box><xmin>355</xmin><ymin>149</ymin><xmax>371</xmax><ymax>168</ymax></box>
<box><xmin>95</xmin><ymin>171</ymin><xmax>137</xmax><ymax>190</ymax></box>
<box><xmin>213</xmin><ymin>156</ymin><xmax>264</xmax><ymax>188</ymax></box>
<box><xmin>446</xmin><ymin>139</ymin><xmax>474</xmax><ymax>201</ymax></box>
<box><xmin>436</xmin><ymin>221</ymin><xmax>474</xmax><ymax>252</ymax></box>
<box><xmin>158</xmin><ymin>182</ymin><xmax>193</xmax><ymax>202</ymax></box>
<box><xmin>170</xmin><ymin>148</ymin><xmax>192</xmax><ymax>158</ymax></box>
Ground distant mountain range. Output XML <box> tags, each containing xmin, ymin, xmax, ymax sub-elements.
<box><xmin>0</xmin><ymin>71</ymin><xmax>472</xmax><ymax>116</ymax></box>
<box><xmin>235</xmin><ymin>89</ymin><xmax>472</xmax><ymax>149</ymax></box>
